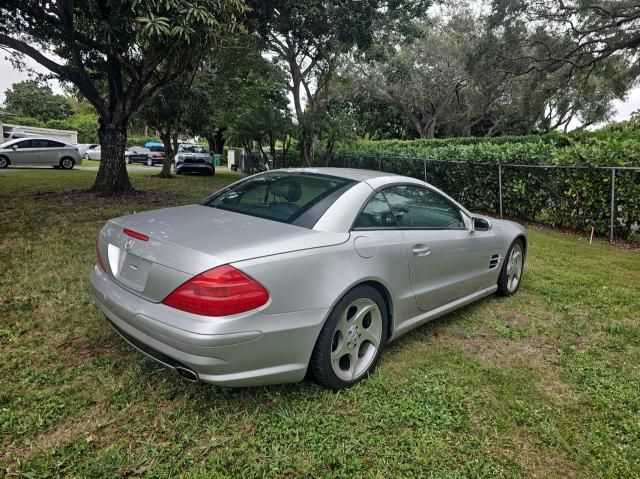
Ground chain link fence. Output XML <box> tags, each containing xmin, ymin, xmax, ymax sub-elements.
<box><xmin>312</xmin><ymin>153</ymin><xmax>640</xmax><ymax>243</ymax></box>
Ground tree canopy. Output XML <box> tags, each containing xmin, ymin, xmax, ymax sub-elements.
<box><xmin>0</xmin><ymin>0</ymin><xmax>242</xmax><ymax>192</ymax></box>
<box><xmin>2</xmin><ymin>80</ymin><xmax>73</xmax><ymax>121</ymax></box>
<box><xmin>247</xmin><ymin>0</ymin><xmax>431</xmax><ymax>164</ymax></box>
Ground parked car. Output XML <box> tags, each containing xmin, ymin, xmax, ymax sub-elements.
<box><xmin>0</xmin><ymin>137</ymin><xmax>82</xmax><ymax>169</ymax></box>
<box><xmin>91</xmin><ymin>168</ymin><xmax>526</xmax><ymax>389</ymax></box>
<box><xmin>3</xmin><ymin>131</ymin><xmax>35</xmax><ymax>141</ymax></box>
<box><xmin>77</xmin><ymin>143</ymin><xmax>99</xmax><ymax>156</ymax></box>
<box><xmin>126</xmin><ymin>146</ymin><xmax>163</xmax><ymax>166</ymax></box>
<box><xmin>174</xmin><ymin>143</ymin><xmax>214</xmax><ymax>175</ymax></box>
<box><xmin>144</xmin><ymin>142</ymin><xmax>165</xmax><ymax>152</ymax></box>
<box><xmin>84</xmin><ymin>145</ymin><xmax>101</xmax><ymax>161</ymax></box>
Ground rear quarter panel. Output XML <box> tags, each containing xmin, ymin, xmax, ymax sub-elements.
<box><xmin>232</xmin><ymin>236</ymin><xmax>420</xmax><ymax>329</ymax></box>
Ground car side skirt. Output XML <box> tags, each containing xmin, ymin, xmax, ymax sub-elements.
<box><xmin>390</xmin><ymin>285</ymin><xmax>498</xmax><ymax>341</ymax></box>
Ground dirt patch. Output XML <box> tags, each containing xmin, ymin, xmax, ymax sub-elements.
<box><xmin>494</xmin><ymin>428</ymin><xmax>585</xmax><ymax>479</ymax></box>
<box><xmin>0</xmin><ymin>403</ymin><xmax>107</xmax><ymax>469</ymax></box>
<box><xmin>451</xmin><ymin>328</ymin><xmax>559</xmax><ymax>369</ymax></box>
<box><xmin>24</xmin><ymin>188</ymin><xmax>178</xmax><ymax>205</ymax></box>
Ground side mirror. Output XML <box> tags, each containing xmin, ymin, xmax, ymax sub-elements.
<box><xmin>12</xmin><ymin>145</ymin><xmax>18</xmax><ymax>150</ymax></box>
<box><xmin>472</xmin><ymin>216</ymin><xmax>492</xmax><ymax>232</ymax></box>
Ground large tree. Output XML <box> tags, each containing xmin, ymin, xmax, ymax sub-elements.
<box><xmin>0</xmin><ymin>0</ymin><xmax>241</xmax><ymax>193</ymax></box>
<box><xmin>140</xmin><ymin>81</ymin><xmax>193</xmax><ymax>178</ymax></box>
<box><xmin>491</xmin><ymin>0</ymin><xmax>640</xmax><ymax>71</ymax></box>
<box><xmin>182</xmin><ymin>33</ymin><xmax>261</xmax><ymax>156</ymax></box>
<box><xmin>247</xmin><ymin>0</ymin><xmax>430</xmax><ymax>165</ymax></box>
<box><xmin>3</xmin><ymin>80</ymin><xmax>73</xmax><ymax>121</ymax></box>
<box><xmin>339</xmin><ymin>5</ymin><xmax>637</xmax><ymax>138</ymax></box>
<box><xmin>225</xmin><ymin>62</ymin><xmax>293</xmax><ymax>168</ymax></box>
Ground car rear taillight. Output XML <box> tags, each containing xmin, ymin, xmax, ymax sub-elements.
<box><xmin>96</xmin><ymin>234</ymin><xmax>106</xmax><ymax>271</ymax></box>
<box><xmin>162</xmin><ymin>265</ymin><xmax>269</xmax><ymax>316</ymax></box>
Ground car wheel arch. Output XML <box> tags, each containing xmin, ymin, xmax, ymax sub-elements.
<box><xmin>514</xmin><ymin>234</ymin><xmax>527</xmax><ymax>258</ymax></box>
<box><xmin>319</xmin><ymin>278</ymin><xmax>395</xmax><ymax>344</ymax></box>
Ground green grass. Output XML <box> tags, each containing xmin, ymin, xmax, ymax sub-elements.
<box><xmin>1</xmin><ymin>168</ymin><xmax>639</xmax><ymax>478</ymax></box>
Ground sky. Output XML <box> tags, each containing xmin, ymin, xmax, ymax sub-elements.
<box><xmin>2</xmin><ymin>55</ymin><xmax>640</xmax><ymax>126</ymax></box>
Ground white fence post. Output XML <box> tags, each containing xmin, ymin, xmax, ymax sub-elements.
<box><xmin>498</xmin><ymin>164</ymin><xmax>503</xmax><ymax>219</ymax></box>
<box><xmin>610</xmin><ymin>168</ymin><xmax>616</xmax><ymax>243</ymax></box>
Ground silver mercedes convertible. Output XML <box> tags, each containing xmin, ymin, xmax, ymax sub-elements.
<box><xmin>90</xmin><ymin>168</ymin><xmax>526</xmax><ymax>390</ymax></box>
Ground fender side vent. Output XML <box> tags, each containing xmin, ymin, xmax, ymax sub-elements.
<box><xmin>489</xmin><ymin>254</ymin><xmax>501</xmax><ymax>269</ymax></box>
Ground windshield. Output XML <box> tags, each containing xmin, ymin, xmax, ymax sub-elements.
<box><xmin>179</xmin><ymin>144</ymin><xmax>207</xmax><ymax>154</ymax></box>
<box><xmin>202</xmin><ymin>172</ymin><xmax>356</xmax><ymax>228</ymax></box>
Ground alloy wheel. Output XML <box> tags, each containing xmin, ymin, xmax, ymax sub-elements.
<box><xmin>506</xmin><ymin>243</ymin><xmax>523</xmax><ymax>292</ymax></box>
<box><xmin>330</xmin><ymin>298</ymin><xmax>383</xmax><ymax>381</ymax></box>
<box><xmin>61</xmin><ymin>158</ymin><xmax>74</xmax><ymax>169</ymax></box>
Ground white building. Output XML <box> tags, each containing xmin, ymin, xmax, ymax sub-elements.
<box><xmin>1</xmin><ymin>113</ymin><xmax>78</xmax><ymax>144</ymax></box>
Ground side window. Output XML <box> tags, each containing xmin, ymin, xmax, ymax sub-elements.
<box><xmin>16</xmin><ymin>140</ymin><xmax>36</xmax><ymax>149</ymax></box>
<box><xmin>353</xmin><ymin>192</ymin><xmax>397</xmax><ymax>229</ymax></box>
<box><xmin>40</xmin><ymin>140</ymin><xmax>65</xmax><ymax>148</ymax></box>
<box><xmin>383</xmin><ymin>185</ymin><xmax>464</xmax><ymax>229</ymax></box>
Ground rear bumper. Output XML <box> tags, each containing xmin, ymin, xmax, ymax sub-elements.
<box><xmin>89</xmin><ymin>266</ymin><xmax>328</xmax><ymax>386</ymax></box>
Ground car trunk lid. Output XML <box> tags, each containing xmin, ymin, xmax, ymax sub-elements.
<box><xmin>97</xmin><ymin>205</ymin><xmax>348</xmax><ymax>302</ymax></box>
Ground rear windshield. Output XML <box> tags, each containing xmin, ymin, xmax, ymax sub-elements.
<box><xmin>202</xmin><ymin>172</ymin><xmax>356</xmax><ymax>228</ymax></box>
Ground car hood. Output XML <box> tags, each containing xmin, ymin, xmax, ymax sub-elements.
<box><xmin>103</xmin><ymin>204</ymin><xmax>348</xmax><ymax>275</ymax></box>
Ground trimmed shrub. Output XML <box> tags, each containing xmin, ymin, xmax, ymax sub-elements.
<box><xmin>331</xmin><ymin>133</ymin><xmax>640</xmax><ymax>240</ymax></box>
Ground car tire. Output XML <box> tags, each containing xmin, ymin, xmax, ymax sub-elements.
<box><xmin>311</xmin><ymin>285</ymin><xmax>388</xmax><ymax>390</ymax></box>
<box><xmin>497</xmin><ymin>238</ymin><xmax>525</xmax><ymax>296</ymax></box>
<box><xmin>127</xmin><ymin>158</ymin><xmax>132</xmax><ymax>165</ymax></box>
<box><xmin>84</xmin><ymin>153</ymin><xmax>90</xmax><ymax>161</ymax></box>
<box><xmin>146</xmin><ymin>158</ymin><xmax>153</xmax><ymax>167</ymax></box>
<box><xmin>59</xmin><ymin>157</ymin><xmax>75</xmax><ymax>170</ymax></box>
<box><xmin>0</xmin><ymin>156</ymin><xmax>9</xmax><ymax>168</ymax></box>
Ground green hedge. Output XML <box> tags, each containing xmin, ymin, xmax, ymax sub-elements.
<box><xmin>331</xmin><ymin>133</ymin><xmax>640</xmax><ymax>241</ymax></box>
<box><xmin>127</xmin><ymin>136</ymin><xmax>161</xmax><ymax>147</ymax></box>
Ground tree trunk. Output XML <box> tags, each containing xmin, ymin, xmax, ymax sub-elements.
<box><xmin>300</xmin><ymin>128</ymin><xmax>315</xmax><ymax>166</ymax></box>
<box><xmin>282</xmin><ymin>135</ymin><xmax>290</xmax><ymax>168</ymax></box>
<box><xmin>426</xmin><ymin>119</ymin><xmax>436</xmax><ymax>139</ymax></box>
<box><xmin>159</xmin><ymin>129</ymin><xmax>174</xmax><ymax>178</ymax></box>
<box><xmin>258</xmin><ymin>140</ymin><xmax>269</xmax><ymax>167</ymax></box>
<box><xmin>213</xmin><ymin>129</ymin><xmax>226</xmax><ymax>155</ymax></box>
<box><xmin>269</xmin><ymin>134</ymin><xmax>276</xmax><ymax>169</ymax></box>
<box><xmin>324</xmin><ymin>140</ymin><xmax>335</xmax><ymax>166</ymax></box>
<box><xmin>206</xmin><ymin>137</ymin><xmax>215</xmax><ymax>156</ymax></box>
<box><xmin>90</xmin><ymin>122</ymin><xmax>133</xmax><ymax>194</ymax></box>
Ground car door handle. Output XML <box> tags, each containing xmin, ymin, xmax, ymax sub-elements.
<box><xmin>412</xmin><ymin>244</ymin><xmax>431</xmax><ymax>256</ymax></box>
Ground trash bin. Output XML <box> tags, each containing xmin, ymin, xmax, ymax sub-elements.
<box><xmin>213</xmin><ymin>154</ymin><xmax>222</xmax><ymax>166</ymax></box>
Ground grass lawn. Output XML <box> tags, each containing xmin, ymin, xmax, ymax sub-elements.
<box><xmin>1</xmin><ymin>168</ymin><xmax>639</xmax><ymax>478</ymax></box>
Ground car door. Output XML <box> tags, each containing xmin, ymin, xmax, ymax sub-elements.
<box><xmin>38</xmin><ymin>139</ymin><xmax>64</xmax><ymax>165</ymax></box>
<box><xmin>10</xmin><ymin>139</ymin><xmax>40</xmax><ymax>165</ymax></box>
<box><xmin>351</xmin><ymin>192</ymin><xmax>416</xmax><ymax>318</ymax></box>
<box><xmin>382</xmin><ymin>184</ymin><xmax>489</xmax><ymax>312</ymax></box>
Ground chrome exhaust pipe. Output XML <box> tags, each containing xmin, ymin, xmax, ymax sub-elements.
<box><xmin>175</xmin><ymin>366</ymin><xmax>199</xmax><ymax>382</ymax></box>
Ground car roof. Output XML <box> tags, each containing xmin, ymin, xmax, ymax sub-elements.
<box><xmin>271</xmin><ymin>167</ymin><xmax>471</xmax><ymax>221</ymax></box>
<box><xmin>274</xmin><ymin>167</ymin><xmax>398</xmax><ymax>182</ymax></box>
<box><xmin>3</xmin><ymin>137</ymin><xmax>70</xmax><ymax>144</ymax></box>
